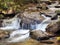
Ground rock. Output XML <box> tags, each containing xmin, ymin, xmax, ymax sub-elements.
<box><xmin>0</xmin><ymin>30</ymin><xmax>10</xmax><ymax>39</ymax></box>
<box><xmin>20</xmin><ymin>11</ymin><xmax>45</xmax><ymax>24</ymax></box>
<box><xmin>51</xmin><ymin>15</ymin><xmax>58</xmax><ymax>20</ymax></box>
<box><xmin>46</xmin><ymin>20</ymin><xmax>60</xmax><ymax>35</ymax></box>
<box><xmin>30</xmin><ymin>30</ymin><xmax>53</xmax><ymax>41</ymax></box>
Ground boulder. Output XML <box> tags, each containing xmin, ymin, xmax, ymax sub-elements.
<box><xmin>46</xmin><ymin>20</ymin><xmax>60</xmax><ymax>35</ymax></box>
<box><xmin>0</xmin><ymin>30</ymin><xmax>10</xmax><ymax>39</ymax></box>
<box><xmin>20</xmin><ymin>11</ymin><xmax>45</xmax><ymax>24</ymax></box>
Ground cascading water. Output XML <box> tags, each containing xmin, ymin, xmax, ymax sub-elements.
<box><xmin>0</xmin><ymin>17</ymin><xmax>21</xmax><ymax>30</ymax></box>
<box><xmin>0</xmin><ymin>15</ymin><xmax>30</xmax><ymax>43</ymax></box>
<box><xmin>0</xmin><ymin>13</ymin><xmax>51</xmax><ymax>43</ymax></box>
<box><xmin>21</xmin><ymin>14</ymin><xmax>51</xmax><ymax>31</ymax></box>
<box><xmin>35</xmin><ymin>14</ymin><xmax>51</xmax><ymax>31</ymax></box>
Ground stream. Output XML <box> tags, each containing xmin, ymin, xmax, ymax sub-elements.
<box><xmin>0</xmin><ymin>14</ymin><xmax>51</xmax><ymax>43</ymax></box>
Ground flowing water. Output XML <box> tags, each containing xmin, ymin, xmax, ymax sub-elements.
<box><xmin>0</xmin><ymin>17</ymin><xmax>30</xmax><ymax>43</ymax></box>
<box><xmin>7</xmin><ymin>30</ymin><xmax>30</xmax><ymax>43</ymax></box>
<box><xmin>0</xmin><ymin>17</ymin><xmax>21</xmax><ymax>30</ymax></box>
<box><xmin>35</xmin><ymin>14</ymin><xmax>51</xmax><ymax>31</ymax></box>
<box><xmin>0</xmin><ymin>14</ymin><xmax>51</xmax><ymax>43</ymax></box>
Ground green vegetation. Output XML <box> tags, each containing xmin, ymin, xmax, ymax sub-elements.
<box><xmin>0</xmin><ymin>0</ymin><xmax>39</xmax><ymax>12</ymax></box>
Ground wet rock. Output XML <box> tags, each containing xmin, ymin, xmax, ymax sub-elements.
<box><xmin>20</xmin><ymin>11</ymin><xmax>45</xmax><ymax>24</ymax></box>
<box><xmin>51</xmin><ymin>15</ymin><xmax>58</xmax><ymax>20</ymax></box>
<box><xmin>0</xmin><ymin>30</ymin><xmax>10</xmax><ymax>39</ymax></box>
<box><xmin>46</xmin><ymin>20</ymin><xmax>60</xmax><ymax>35</ymax></box>
<box><xmin>30</xmin><ymin>30</ymin><xmax>53</xmax><ymax>41</ymax></box>
<box><xmin>0</xmin><ymin>11</ymin><xmax>19</xmax><ymax>19</ymax></box>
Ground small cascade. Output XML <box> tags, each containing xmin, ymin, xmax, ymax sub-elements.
<box><xmin>0</xmin><ymin>13</ymin><xmax>52</xmax><ymax>43</ymax></box>
<box><xmin>35</xmin><ymin>14</ymin><xmax>51</xmax><ymax>31</ymax></box>
<box><xmin>0</xmin><ymin>15</ymin><xmax>30</xmax><ymax>43</ymax></box>
<box><xmin>20</xmin><ymin>14</ymin><xmax>51</xmax><ymax>31</ymax></box>
<box><xmin>7</xmin><ymin>30</ymin><xmax>29</xmax><ymax>43</ymax></box>
<box><xmin>0</xmin><ymin>17</ymin><xmax>21</xmax><ymax>30</ymax></box>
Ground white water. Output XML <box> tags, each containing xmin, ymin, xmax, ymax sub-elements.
<box><xmin>7</xmin><ymin>30</ymin><xmax>29</xmax><ymax>43</ymax></box>
<box><xmin>36</xmin><ymin>19</ymin><xmax>50</xmax><ymax>31</ymax></box>
<box><xmin>8</xmin><ymin>33</ymin><xmax>29</xmax><ymax>43</ymax></box>
<box><xmin>35</xmin><ymin>14</ymin><xmax>51</xmax><ymax>31</ymax></box>
<box><xmin>0</xmin><ymin>17</ymin><xmax>21</xmax><ymax>30</ymax></box>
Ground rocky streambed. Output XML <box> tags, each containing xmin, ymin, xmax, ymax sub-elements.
<box><xmin>0</xmin><ymin>10</ymin><xmax>60</xmax><ymax>45</ymax></box>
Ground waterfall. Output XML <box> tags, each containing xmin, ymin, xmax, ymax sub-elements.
<box><xmin>30</xmin><ymin>22</ymin><xmax>37</xmax><ymax>30</ymax></box>
<box><xmin>25</xmin><ymin>14</ymin><xmax>51</xmax><ymax>31</ymax></box>
<box><xmin>0</xmin><ymin>13</ymin><xmax>51</xmax><ymax>42</ymax></box>
<box><xmin>0</xmin><ymin>15</ymin><xmax>30</xmax><ymax>42</ymax></box>
<box><xmin>0</xmin><ymin>18</ymin><xmax>30</xmax><ymax>43</ymax></box>
<box><xmin>0</xmin><ymin>17</ymin><xmax>21</xmax><ymax>30</ymax></box>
